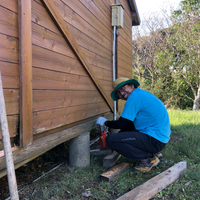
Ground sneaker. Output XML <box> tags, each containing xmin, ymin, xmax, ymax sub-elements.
<box><xmin>132</xmin><ymin>156</ymin><xmax>160</xmax><ymax>173</ymax></box>
<box><xmin>155</xmin><ymin>152</ymin><xmax>163</xmax><ymax>159</ymax></box>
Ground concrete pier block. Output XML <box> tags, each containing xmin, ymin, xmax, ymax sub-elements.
<box><xmin>69</xmin><ymin>132</ymin><xmax>90</xmax><ymax>168</ymax></box>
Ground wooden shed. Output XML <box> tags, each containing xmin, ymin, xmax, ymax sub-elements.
<box><xmin>0</xmin><ymin>0</ymin><xmax>140</xmax><ymax>176</ymax></box>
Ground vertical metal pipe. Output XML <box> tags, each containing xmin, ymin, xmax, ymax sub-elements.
<box><xmin>113</xmin><ymin>0</ymin><xmax>118</xmax><ymax>120</ymax></box>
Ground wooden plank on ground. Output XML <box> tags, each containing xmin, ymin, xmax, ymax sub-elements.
<box><xmin>100</xmin><ymin>162</ymin><xmax>131</xmax><ymax>182</ymax></box>
<box><xmin>41</xmin><ymin>0</ymin><xmax>113</xmax><ymax>112</ymax></box>
<box><xmin>103</xmin><ymin>151</ymin><xmax>121</xmax><ymax>168</ymax></box>
<box><xmin>117</xmin><ymin>161</ymin><xmax>187</xmax><ymax>200</ymax></box>
<box><xmin>18</xmin><ymin>0</ymin><xmax>33</xmax><ymax>147</ymax></box>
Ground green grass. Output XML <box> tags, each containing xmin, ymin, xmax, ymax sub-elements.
<box><xmin>154</xmin><ymin>109</ymin><xmax>200</xmax><ymax>199</ymax></box>
<box><xmin>19</xmin><ymin>109</ymin><xmax>200</xmax><ymax>200</ymax></box>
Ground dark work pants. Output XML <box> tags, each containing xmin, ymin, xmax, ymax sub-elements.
<box><xmin>106</xmin><ymin>124</ymin><xmax>166</xmax><ymax>161</ymax></box>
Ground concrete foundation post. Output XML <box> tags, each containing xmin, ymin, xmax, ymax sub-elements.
<box><xmin>69</xmin><ymin>132</ymin><xmax>90</xmax><ymax>168</ymax></box>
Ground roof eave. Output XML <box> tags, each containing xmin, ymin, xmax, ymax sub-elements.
<box><xmin>127</xmin><ymin>0</ymin><xmax>141</xmax><ymax>26</ymax></box>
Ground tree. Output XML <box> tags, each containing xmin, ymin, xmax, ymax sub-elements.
<box><xmin>132</xmin><ymin>0</ymin><xmax>200</xmax><ymax>110</ymax></box>
<box><xmin>132</xmin><ymin>12</ymin><xmax>175</xmax><ymax>104</ymax></box>
<box><xmin>164</xmin><ymin>0</ymin><xmax>200</xmax><ymax>110</ymax></box>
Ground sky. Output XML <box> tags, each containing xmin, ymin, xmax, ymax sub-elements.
<box><xmin>135</xmin><ymin>0</ymin><xmax>182</xmax><ymax>19</ymax></box>
<box><xmin>132</xmin><ymin>0</ymin><xmax>182</xmax><ymax>36</ymax></box>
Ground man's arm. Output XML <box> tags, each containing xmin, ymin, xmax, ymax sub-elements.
<box><xmin>105</xmin><ymin>117</ymin><xmax>133</xmax><ymax>130</ymax></box>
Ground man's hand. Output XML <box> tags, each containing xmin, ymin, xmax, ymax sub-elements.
<box><xmin>96</xmin><ymin>117</ymin><xmax>107</xmax><ymax>126</ymax></box>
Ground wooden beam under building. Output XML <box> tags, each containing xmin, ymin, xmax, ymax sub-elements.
<box><xmin>18</xmin><ymin>0</ymin><xmax>33</xmax><ymax>147</ymax></box>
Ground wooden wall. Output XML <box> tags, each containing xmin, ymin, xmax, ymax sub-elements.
<box><xmin>0</xmin><ymin>0</ymin><xmax>133</xmax><ymax>148</ymax></box>
<box><xmin>109</xmin><ymin>0</ymin><xmax>133</xmax><ymax>113</ymax></box>
<box><xmin>0</xmin><ymin>1</ymin><xmax>19</xmax><ymax>146</ymax></box>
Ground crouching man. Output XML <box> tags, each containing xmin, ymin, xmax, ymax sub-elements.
<box><xmin>96</xmin><ymin>77</ymin><xmax>171</xmax><ymax>173</ymax></box>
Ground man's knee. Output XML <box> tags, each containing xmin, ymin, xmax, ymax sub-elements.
<box><xmin>106</xmin><ymin>134</ymin><xmax>113</xmax><ymax>147</ymax></box>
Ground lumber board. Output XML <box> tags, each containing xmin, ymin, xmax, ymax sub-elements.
<box><xmin>100</xmin><ymin>79</ymin><xmax>113</xmax><ymax>91</ymax></box>
<box><xmin>50</xmin><ymin>0</ymin><xmax>112</xmax><ymax>51</ymax></box>
<box><xmin>32</xmin><ymin>45</ymin><xmax>87</xmax><ymax>77</ymax></box>
<box><xmin>0</xmin><ymin>149</ymin><xmax>44</xmax><ymax>179</ymax></box>
<box><xmin>34</xmin><ymin>0</ymin><xmax>112</xmax><ymax>50</ymax></box>
<box><xmin>33</xmin><ymin>102</ymin><xmax>110</xmax><ymax>134</ymax></box>
<box><xmin>33</xmin><ymin>90</ymin><xmax>104</xmax><ymax>112</ymax></box>
<box><xmin>18</xmin><ymin>0</ymin><xmax>33</xmax><ymax>147</ymax></box>
<box><xmin>0</xmin><ymin>115</ymin><xmax>19</xmax><ymax>139</ymax></box>
<box><xmin>118</xmin><ymin>36</ymin><xmax>132</xmax><ymax>52</ymax></box>
<box><xmin>118</xmin><ymin>67</ymin><xmax>132</xmax><ymax>78</ymax></box>
<box><xmin>0</xmin><ymin>146</ymin><xmax>19</xmax><ymax>158</ymax></box>
<box><xmin>0</xmin><ymin>61</ymin><xmax>19</xmax><ymax>89</ymax></box>
<box><xmin>82</xmin><ymin>48</ymin><xmax>112</xmax><ymax>72</ymax></box>
<box><xmin>92</xmin><ymin>65</ymin><xmax>112</xmax><ymax>81</ymax></box>
<box><xmin>1</xmin><ymin>0</ymin><xmax>18</xmax><ymax>13</ymax></box>
<box><xmin>118</xmin><ymin>42</ymin><xmax>132</xmax><ymax>60</ymax></box>
<box><xmin>118</xmin><ymin>0</ymin><xmax>132</xmax><ymax>25</ymax></box>
<box><xmin>118</xmin><ymin>58</ymin><xmax>132</xmax><ymax>70</ymax></box>
<box><xmin>32</xmin><ymin>0</ymin><xmax>60</xmax><ymax>35</ymax></box>
<box><xmin>3</xmin><ymin>89</ymin><xmax>19</xmax><ymax>115</ymax></box>
<box><xmin>103</xmin><ymin>151</ymin><xmax>121</xmax><ymax>168</ymax></box>
<box><xmin>79</xmin><ymin>0</ymin><xmax>111</xmax><ymax>30</ymax></box>
<box><xmin>100</xmin><ymin>162</ymin><xmax>131</xmax><ymax>182</ymax></box>
<box><xmin>0</xmin><ymin>113</ymin><xmax>115</xmax><ymax>171</ymax></box>
<box><xmin>0</xmin><ymin>6</ymin><xmax>18</xmax><ymax>37</ymax></box>
<box><xmin>67</xmin><ymin>23</ymin><xmax>112</xmax><ymax>60</ymax></box>
<box><xmin>118</xmin><ymin>51</ymin><xmax>132</xmax><ymax>66</ymax></box>
<box><xmin>117</xmin><ymin>161</ymin><xmax>187</xmax><ymax>200</ymax></box>
<box><xmin>33</xmin><ymin>20</ymin><xmax>112</xmax><ymax>61</ymax></box>
<box><xmin>118</xmin><ymin>66</ymin><xmax>132</xmax><ymax>77</ymax></box>
<box><xmin>119</xmin><ymin>27</ymin><xmax>132</xmax><ymax>43</ymax></box>
<box><xmin>0</xmin><ymin>0</ymin><xmax>18</xmax><ymax>13</ymax></box>
<box><xmin>61</xmin><ymin>0</ymin><xmax>112</xmax><ymax>42</ymax></box>
<box><xmin>0</xmin><ymin>33</ymin><xmax>18</xmax><ymax>64</ymax></box>
<box><xmin>32</xmin><ymin>23</ymin><xmax>76</xmax><ymax>59</ymax></box>
<box><xmin>32</xmin><ymin>67</ymin><xmax>96</xmax><ymax>91</ymax></box>
<box><xmin>92</xmin><ymin>0</ymin><xmax>111</xmax><ymax>21</ymax></box>
<box><xmin>41</xmin><ymin>0</ymin><xmax>114</xmax><ymax>112</ymax></box>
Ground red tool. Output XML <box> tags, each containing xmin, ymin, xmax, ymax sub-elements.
<box><xmin>100</xmin><ymin>130</ymin><xmax>108</xmax><ymax>149</ymax></box>
<box><xmin>97</xmin><ymin>125</ymin><xmax>109</xmax><ymax>150</ymax></box>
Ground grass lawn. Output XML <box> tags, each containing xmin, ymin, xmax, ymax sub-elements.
<box><xmin>13</xmin><ymin>109</ymin><xmax>200</xmax><ymax>199</ymax></box>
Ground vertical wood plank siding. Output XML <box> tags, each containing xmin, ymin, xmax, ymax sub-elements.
<box><xmin>18</xmin><ymin>0</ymin><xmax>33</xmax><ymax>147</ymax></box>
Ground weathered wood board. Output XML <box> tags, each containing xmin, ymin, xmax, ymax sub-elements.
<box><xmin>117</xmin><ymin>161</ymin><xmax>187</xmax><ymax>200</ymax></box>
<box><xmin>100</xmin><ymin>162</ymin><xmax>131</xmax><ymax>182</ymax></box>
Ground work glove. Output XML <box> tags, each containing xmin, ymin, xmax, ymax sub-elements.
<box><xmin>96</xmin><ymin>117</ymin><xmax>107</xmax><ymax>127</ymax></box>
